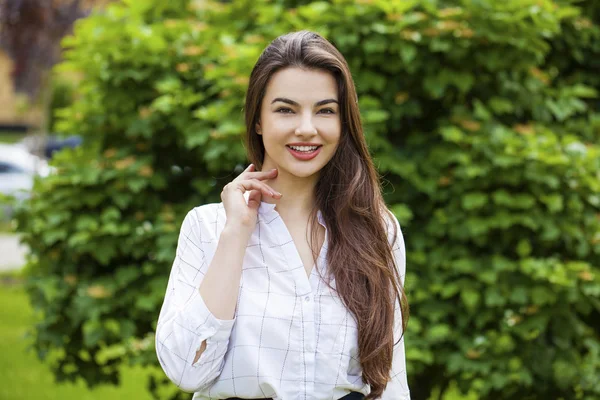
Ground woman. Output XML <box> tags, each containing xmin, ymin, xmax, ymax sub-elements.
<box><xmin>156</xmin><ymin>31</ymin><xmax>410</xmax><ymax>400</ymax></box>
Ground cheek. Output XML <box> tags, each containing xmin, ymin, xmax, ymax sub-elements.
<box><xmin>321</xmin><ymin>120</ymin><xmax>341</xmax><ymax>144</ymax></box>
<box><xmin>263</xmin><ymin>116</ymin><xmax>297</xmax><ymax>135</ymax></box>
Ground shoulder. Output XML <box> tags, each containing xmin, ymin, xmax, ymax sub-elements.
<box><xmin>188</xmin><ymin>202</ymin><xmax>224</xmax><ymax>220</ymax></box>
<box><xmin>381</xmin><ymin>207</ymin><xmax>407</xmax><ymax>279</ymax></box>
<box><xmin>182</xmin><ymin>202</ymin><xmax>226</xmax><ymax>229</ymax></box>
<box><xmin>382</xmin><ymin>207</ymin><xmax>404</xmax><ymax>241</ymax></box>
<box><xmin>382</xmin><ymin>207</ymin><xmax>406</xmax><ymax>256</ymax></box>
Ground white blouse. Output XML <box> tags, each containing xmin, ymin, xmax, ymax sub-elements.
<box><xmin>155</xmin><ymin>201</ymin><xmax>410</xmax><ymax>400</ymax></box>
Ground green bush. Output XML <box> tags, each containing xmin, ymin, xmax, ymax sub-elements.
<box><xmin>48</xmin><ymin>75</ymin><xmax>76</xmax><ymax>134</ymax></box>
<box><xmin>14</xmin><ymin>0</ymin><xmax>600</xmax><ymax>399</ymax></box>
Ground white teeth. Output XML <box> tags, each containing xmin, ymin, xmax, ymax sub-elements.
<box><xmin>289</xmin><ymin>145</ymin><xmax>319</xmax><ymax>152</ymax></box>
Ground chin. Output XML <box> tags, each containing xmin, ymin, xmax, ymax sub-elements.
<box><xmin>282</xmin><ymin>166</ymin><xmax>322</xmax><ymax>179</ymax></box>
<box><xmin>292</xmin><ymin>171</ymin><xmax>319</xmax><ymax>179</ymax></box>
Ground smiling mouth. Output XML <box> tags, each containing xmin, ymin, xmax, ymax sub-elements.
<box><xmin>286</xmin><ymin>145</ymin><xmax>323</xmax><ymax>161</ymax></box>
<box><xmin>286</xmin><ymin>145</ymin><xmax>322</xmax><ymax>153</ymax></box>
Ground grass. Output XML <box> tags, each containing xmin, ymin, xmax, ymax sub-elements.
<box><xmin>0</xmin><ymin>132</ymin><xmax>25</xmax><ymax>144</ymax></box>
<box><xmin>0</xmin><ymin>274</ymin><xmax>158</xmax><ymax>400</ymax></box>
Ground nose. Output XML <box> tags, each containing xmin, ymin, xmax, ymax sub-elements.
<box><xmin>295</xmin><ymin>113</ymin><xmax>317</xmax><ymax>136</ymax></box>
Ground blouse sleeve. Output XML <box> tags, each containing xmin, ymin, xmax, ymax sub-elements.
<box><xmin>155</xmin><ymin>206</ymin><xmax>235</xmax><ymax>393</ymax></box>
<box><xmin>381</xmin><ymin>213</ymin><xmax>411</xmax><ymax>400</ymax></box>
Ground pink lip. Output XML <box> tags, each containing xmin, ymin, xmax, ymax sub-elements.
<box><xmin>286</xmin><ymin>145</ymin><xmax>322</xmax><ymax>161</ymax></box>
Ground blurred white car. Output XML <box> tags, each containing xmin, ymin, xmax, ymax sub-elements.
<box><xmin>0</xmin><ymin>143</ymin><xmax>51</xmax><ymax>206</ymax></box>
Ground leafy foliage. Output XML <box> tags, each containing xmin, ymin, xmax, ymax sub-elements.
<box><xmin>14</xmin><ymin>0</ymin><xmax>600</xmax><ymax>399</ymax></box>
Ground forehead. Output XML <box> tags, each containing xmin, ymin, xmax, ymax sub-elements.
<box><xmin>264</xmin><ymin>67</ymin><xmax>338</xmax><ymax>102</ymax></box>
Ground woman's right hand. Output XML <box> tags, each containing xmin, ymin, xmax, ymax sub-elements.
<box><xmin>220</xmin><ymin>164</ymin><xmax>281</xmax><ymax>230</ymax></box>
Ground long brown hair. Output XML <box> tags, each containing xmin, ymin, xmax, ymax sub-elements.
<box><xmin>244</xmin><ymin>31</ymin><xmax>409</xmax><ymax>399</ymax></box>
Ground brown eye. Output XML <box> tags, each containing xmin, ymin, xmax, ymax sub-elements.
<box><xmin>318</xmin><ymin>108</ymin><xmax>335</xmax><ymax>114</ymax></box>
<box><xmin>275</xmin><ymin>107</ymin><xmax>294</xmax><ymax>114</ymax></box>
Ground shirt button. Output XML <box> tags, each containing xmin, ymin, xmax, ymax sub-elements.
<box><xmin>304</xmin><ymin>296</ymin><xmax>311</xmax><ymax>303</ymax></box>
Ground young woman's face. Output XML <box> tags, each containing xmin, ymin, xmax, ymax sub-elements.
<box><xmin>257</xmin><ymin>67</ymin><xmax>341</xmax><ymax>179</ymax></box>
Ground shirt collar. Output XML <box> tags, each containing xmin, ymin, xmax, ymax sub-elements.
<box><xmin>258</xmin><ymin>201</ymin><xmax>326</xmax><ymax>228</ymax></box>
<box><xmin>257</xmin><ymin>200</ymin><xmax>277</xmax><ymax>216</ymax></box>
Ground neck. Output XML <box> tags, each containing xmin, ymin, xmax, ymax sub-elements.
<box><xmin>260</xmin><ymin>163</ymin><xmax>317</xmax><ymax>216</ymax></box>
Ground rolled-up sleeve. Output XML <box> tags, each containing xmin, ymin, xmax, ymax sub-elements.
<box><xmin>155</xmin><ymin>207</ymin><xmax>234</xmax><ymax>393</ymax></box>
<box><xmin>382</xmin><ymin>213</ymin><xmax>411</xmax><ymax>400</ymax></box>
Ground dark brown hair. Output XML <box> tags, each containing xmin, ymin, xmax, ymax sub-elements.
<box><xmin>244</xmin><ymin>31</ymin><xmax>409</xmax><ymax>399</ymax></box>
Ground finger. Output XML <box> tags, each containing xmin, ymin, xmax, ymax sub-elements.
<box><xmin>241</xmin><ymin>168</ymin><xmax>278</xmax><ymax>181</ymax></box>
<box><xmin>234</xmin><ymin>164</ymin><xmax>265</xmax><ymax>182</ymax></box>
<box><xmin>247</xmin><ymin>180</ymin><xmax>281</xmax><ymax>198</ymax></box>
<box><xmin>246</xmin><ymin>181</ymin><xmax>281</xmax><ymax>198</ymax></box>
<box><xmin>247</xmin><ymin>189</ymin><xmax>262</xmax><ymax>210</ymax></box>
<box><xmin>234</xmin><ymin>179</ymin><xmax>282</xmax><ymax>198</ymax></box>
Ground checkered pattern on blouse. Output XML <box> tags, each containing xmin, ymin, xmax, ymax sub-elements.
<box><xmin>156</xmin><ymin>202</ymin><xmax>410</xmax><ymax>400</ymax></box>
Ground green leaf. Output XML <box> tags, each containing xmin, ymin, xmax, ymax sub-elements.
<box><xmin>462</xmin><ymin>192</ymin><xmax>488</xmax><ymax>210</ymax></box>
<box><xmin>461</xmin><ymin>289</ymin><xmax>481</xmax><ymax>311</ymax></box>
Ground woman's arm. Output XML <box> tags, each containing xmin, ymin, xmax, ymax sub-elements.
<box><xmin>155</xmin><ymin>166</ymin><xmax>280</xmax><ymax>393</ymax></box>
<box><xmin>155</xmin><ymin>207</ymin><xmax>247</xmax><ymax>393</ymax></box>
<box><xmin>381</xmin><ymin>214</ymin><xmax>411</xmax><ymax>399</ymax></box>
<box><xmin>197</xmin><ymin>221</ymin><xmax>251</xmax><ymax>337</ymax></box>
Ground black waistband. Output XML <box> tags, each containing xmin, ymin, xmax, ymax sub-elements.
<box><xmin>224</xmin><ymin>391</ymin><xmax>364</xmax><ymax>400</ymax></box>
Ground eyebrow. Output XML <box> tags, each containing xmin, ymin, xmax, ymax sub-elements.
<box><xmin>271</xmin><ymin>97</ymin><xmax>339</xmax><ymax>107</ymax></box>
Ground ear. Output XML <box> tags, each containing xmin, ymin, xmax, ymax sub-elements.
<box><xmin>255</xmin><ymin>122</ymin><xmax>262</xmax><ymax>135</ymax></box>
